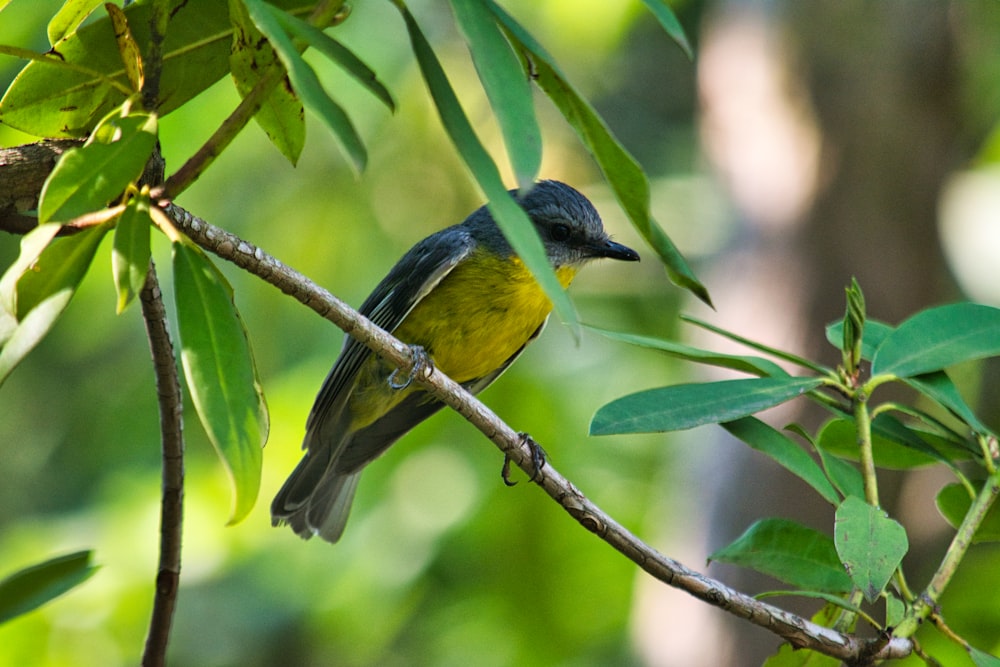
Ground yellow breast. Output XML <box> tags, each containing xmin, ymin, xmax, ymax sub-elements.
<box><xmin>395</xmin><ymin>251</ymin><xmax>577</xmax><ymax>382</ymax></box>
<box><xmin>347</xmin><ymin>250</ymin><xmax>576</xmax><ymax>429</ymax></box>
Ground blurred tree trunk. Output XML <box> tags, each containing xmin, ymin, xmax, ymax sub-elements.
<box><xmin>708</xmin><ymin>2</ymin><xmax>964</xmax><ymax>664</ymax></box>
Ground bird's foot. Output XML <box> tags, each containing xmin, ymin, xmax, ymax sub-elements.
<box><xmin>501</xmin><ymin>433</ymin><xmax>548</xmax><ymax>487</ymax></box>
<box><xmin>388</xmin><ymin>345</ymin><xmax>433</xmax><ymax>390</ymax></box>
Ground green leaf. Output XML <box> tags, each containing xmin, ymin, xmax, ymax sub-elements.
<box><xmin>709</xmin><ymin>518</ymin><xmax>852</xmax><ymax>593</ymax></box>
<box><xmin>244</xmin><ymin>0</ymin><xmax>366</xmax><ymax>172</ymax></box>
<box><xmin>936</xmin><ymin>483</ymin><xmax>1000</xmax><ymax>544</ymax></box>
<box><xmin>834</xmin><ymin>496</ymin><xmax>908</xmax><ymax>602</ymax></box>
<box><xmin>971</xmin><ymin>646</ymin><xmax>1000</xmax><ymax>667</ymax></box>
<box><xmin>0</xmin><ymin>224</ymin><xmax>61</xmax><ymax>321</ymax></box>
<box><xmin>871</xmin><ymin>303</ymin><xmax>1000</xmax><ymax>378</ymax></box>
<box><xmin>105</xmin><ymin>3</ymin><xmax>144</xmax><ymax>92</ymax></box>
<box><xmin>485</xmin><ymin>0</ymin><xmax>710</xmax><ymax>306</ymax></box>
<box><xmin>396</xmin><ymin>2</ymin><xmax>577</xmax><ymax>334</ymax></box>
<box><xmin>721</xmin><ymin>417</ymin><xmax>840</xmax><ymax>505</ymax></box>
<box><xmin>0</xmin><ymin>223</ymin><xmax>109</xmax><ymax>386</ymax></box>
<box><xmin>584</xmin><ymin>325</ymin><xmax>787</xmax><ymax>377</ymax></box>
<box><xmin>38</xmin><ymin>110</ymin><xmax>157</xmax><ymax>224</ymax></box>
<box><xmin>47</xmin><ymin>0</ymin><xmax>104</xmax><ymax>45</ymax></box>
<box><xmin>0</xmin><ymin>0</ymin><xmax>315</xmax><ymax>138</ymax></box>
<box><xmin>271</xmin><ymin>6</ymin><xmax>395</xmax><ymax>112</ymax></box>
<box><xmin>875</xmin><ymin>411</ymin><xmax>977</xmax><ymax>459</ymax></box>
<box><xmin>449</xmin><ymin>0</ymin><xmax>541</xmax><ymax>191</ymax></box>
<box><xmin>685</xmin><ymin>314</ymin><xmax>829</xmax><ymax>374</ymax></box>
<box><xmin>885</xmin><ymin>594</ymin><xmax>905</xmax><ymax>628</ymax></box>
<box><xmin>0</xmin><ymin>551</ymin><xmax>97</xmax><ymax>625</ymax></box>
<box><xmin>904</xmin><ymin>371</ymin><xmax>995</xmax><ymax>438</ymax></box>
<box><xmin>173</xmin><ymin>242</ymin><xmax>267</xmax><ymax>525</ymax></box>
<box><xmin>229</xmin><ymin>0</ymin><xmax>305</xmax><ymax>165</ymax></box>
<box><xmin>815</xmin><ymin>442</ymin><xmax>864</xmax><ymax>501</ymax></box>
<box><xmin>816</xmin><ymin>416</ymin><xmax>970</xmax><ymax>470</ymax></box>
<box><xmin>638</xmin><ymin>0</ymin><xmax>693</xmax><ymax>59</ymax></box>
<box><xmin>111</xmin><ymin>192</ymin><xmax>151</xmax><ymax>313</ymax></box>
<box><xmin>591</xmin><ymin>376</ymin><xmax>821</xmax><ymax>435</ymax></box>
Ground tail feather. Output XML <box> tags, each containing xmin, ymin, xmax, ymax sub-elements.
<box><xmin>271</xmin><ymin>450</ymin><xmax>362</xmax><ymax>542</ymax></box>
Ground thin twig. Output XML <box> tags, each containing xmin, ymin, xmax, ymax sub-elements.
<box><xmin>139</xmin><ymin>262</ymin><xmax>185</xmax><ymax>667</ymax></box>
<box><xmin>160</xmin><ymin>201</ymin><xmax>913</xmax><ymax>663</ymax></box>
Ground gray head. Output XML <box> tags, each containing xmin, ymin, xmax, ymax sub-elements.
<box><xmin>467</xmin><ymin>180</ymin><xmax>640</xmax><ymax>267</ymax></box>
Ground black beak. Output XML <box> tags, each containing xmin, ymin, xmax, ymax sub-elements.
<box><xmin>591</xmin><ymin>238</ymin><xmax>640</xmax><ymax>262</ymax></box>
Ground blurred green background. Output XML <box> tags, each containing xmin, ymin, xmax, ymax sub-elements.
<box><xmin>3</xmin><ymin>1</ymin><xmax>1000</xmax><ymax>665</ymax></box>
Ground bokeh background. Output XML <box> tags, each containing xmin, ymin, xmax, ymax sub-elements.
<box><xmin>3</xmin><ymin>1</ymin><xmax>1000</xmax><ymax>665</ymax></box>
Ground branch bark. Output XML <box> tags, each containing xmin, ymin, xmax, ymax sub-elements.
<box><xmin>160</xmin><ymin>201</ymin><xmax>913</xmax><ymax>664</ymax></box>
<box><xmin>139</xmin><ymin>262</ymin><xmax>185</xmax><ymax>667</ymax></box>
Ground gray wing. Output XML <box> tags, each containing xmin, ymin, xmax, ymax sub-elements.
<box><xmin>303</xmin><ymin>226</ymin><xmax>477</xmax><ymax>449</ymax></box>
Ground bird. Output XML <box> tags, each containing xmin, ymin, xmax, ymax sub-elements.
<box><xmin>271</xmin><ymin>180</ymin><xmax>640</xmax><ymax>542</ymax></box>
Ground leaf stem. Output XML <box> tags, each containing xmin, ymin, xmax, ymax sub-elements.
<box><xmin>854</xmin><ymin>391</ymin><xmax>880</xmax><ymax>507</ymax></box>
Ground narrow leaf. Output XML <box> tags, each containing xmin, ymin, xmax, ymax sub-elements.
<box><xmin>639</xmin><ymin>0</ymin><xmax>693</xmax><ymax>59</ymax></box>
<box><xmin>244</xmin><ymin>0</ymin><xmax>366</xmax><ymax>171</ymax></box>
<box><xmin>229</xmin><ymin>0</ymin><xmax>305</xmax><ymax>165</ymax></box>
<box><xmin>449</xmin><ymin>0</ymin><xmax>541</xmax><ymax>191</ymax></box>
<box><xmin>709</xmin><ymin>518</ymin><xmax>852</xmax><ymax>593</ymax></box>
<box><xmin>105</xmin><ymin>3</ymin><xmax>144</xmax><ymax>91</ymax></box>
<box><xmin>38</xmin><ymin>110</ymin><xmax>157</xmax><ymax>223</ymax></box>
<box><xmin>0</xmin><ymin>224</ymin><xmax>61</xmax><ymax>320</ymax></box>
<box><xmin>585</xmin><ymin>325</ymin><xmax>787</xmax><ymax>377</ymax></box>
<box><xmin>936</xmin><ymin>483</ymin><xmax>1000</xmax><ymax>544</ymax></box>
<box><xmin>0</xmin><ymin>551</ymin><xmax>97</xmax><ymax>624</ymax></box>
<box><xmin>112</xmin><ymin>191</ymin><xmax>152</xmax><ymax>313</ymax></box>
<box><xmin>834</xmin><ymin>496</ymin><xmax>908</xmax><ymax>602</ymax></box>
<box><xmin>0</xmin><ymin>224</ymin><xmax>109</xmax><ymax>386</ymax></box>
<box><xmin>591</xmin><ymin>376</ymin><xmax>821</xmax><ymax>435</ymax></box>
<box><xmin>872</xmin><ymin>303</ymin><xmax>1000</xmax><ymax>378</ymax></box>
<box><xmin>48</xmin><ymin>0</ymin><xmax>104</xmax><ymax>45</ymax></box>
<box><xmin>173</xmin><ymin>242</ymin><xmax>268</xmax><ymax>524</ymax></box>
<box><xmin>684</xmin><ymin>314</ymin><xmax>829</xmax><ymax>373</ymax></box>
<box><xmin>905</xmin><ymin>371</ymin><xmax>995</xmax><ymax>438</ymax></box>
<box><xmin>271</xmin><ymin>7</ymin><xmax>395</xmax><ymax>111</ymax></box>
<box><xmin>397</xmin><ymin>2</ymin><xmax>577</xmax><ymax>333</ymax></box>
<box><xmin>971</xmin><ymin>646</ymin><xmax>1000</xmax><ymax>667</ymax></box>
<box><xmin>486</xmin><ymin>0</ymin><xmax>710</xmax><ymax>306</ymax></box>
<box><xmin>722</xmin><ymin>416</ymin><xmax>840</xmax><ymax>505</ymax></box>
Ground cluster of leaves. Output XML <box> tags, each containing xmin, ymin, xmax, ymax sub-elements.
<box><xmin>0</xmin><ymin>0</ymin><xmax>696</xmax><ymax>628</ymax></box>
<box><xmin>590</xmin><ymin>281</ymin><xmax>1000</xmax><ymax>665</ymax></box>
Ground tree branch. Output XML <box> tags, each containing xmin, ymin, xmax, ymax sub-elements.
<box><xmin>0</xmin><ymin>140</ymin><xmax>81</xmax><ymax>234</ymax></box>
<box><xmin>139</xmin><ymin>261</ymin><xmax>185</xmax><ymax>667</ymax></box>
<box><xmin>159</xmin><ymin>201</ymin><xmax>913</xmax><ymax>664</ymax></box>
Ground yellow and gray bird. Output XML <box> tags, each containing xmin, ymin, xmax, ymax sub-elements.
<box><xmin>272</xmin><ymin>180</ymin><xmax>639</xmax><ymax>542</ymax></box>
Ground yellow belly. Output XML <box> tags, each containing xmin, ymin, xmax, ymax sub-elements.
<box><xmin>348</xmin><ymin>251</ymin><xmax>576</xmax><ymax>428</ymax></box>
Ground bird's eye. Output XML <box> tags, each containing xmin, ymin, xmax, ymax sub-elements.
<box><xmin>550</xmin><ymin>223</ymin><xmax>571</xmax><ymax>242</ymax></box>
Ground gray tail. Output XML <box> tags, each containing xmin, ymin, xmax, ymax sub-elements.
<box><xmin>271</xmin><ymin>452</ymin><xmax>362</xmax><ymax>543</ymax></box>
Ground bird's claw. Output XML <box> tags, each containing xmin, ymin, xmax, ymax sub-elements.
<box><xmin>501</xmin><ymin>433</ymin><xmax>547</xmax><ymax>487</ymax></box>
<box><xmin>388</xmin><ymin>345</ymin><xmax>432</xmax><ymax>390</ymax></box>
